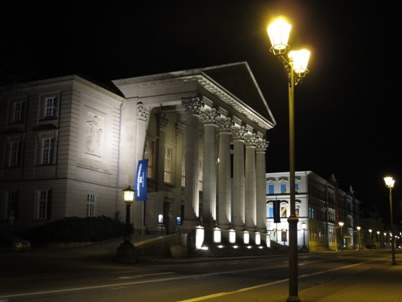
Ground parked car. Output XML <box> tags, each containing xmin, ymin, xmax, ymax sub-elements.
<box><xmin>365</xmin><ymin>244</ymin><xmax>376</xmax><ymax>249</ymax></box>
<box><xmin>0</xmin><ymin>231</ymin><xmax>31</xmax><ymax>252</ymax></box>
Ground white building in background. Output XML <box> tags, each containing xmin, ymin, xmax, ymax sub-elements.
<box><xmin>266</xmin><ymin>171</ymin><xmax>361</xmax><ymax>251</ymax></box>
<box><xmin>0</xmin><ymin>62</ymin><xmax>276</xmax><ymax>247</ymax></box>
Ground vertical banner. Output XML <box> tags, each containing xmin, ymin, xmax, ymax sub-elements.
<box><xmin>135</xmin><ymin>159</ymin><xmax>148</xmax><ymax>201</ymax></box>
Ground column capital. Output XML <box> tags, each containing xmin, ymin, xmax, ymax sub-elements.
<box><xmin>175</xmin><ymin>120</ymin><xmax>185</xmax><ymax>135</ymax></box>
<box><xmin>137</xmin><ymin>102</ymin><xmax>151</xmax><ymax>122</ymax></box>
<box><xmin>244</xmin><ymin>133</ymin><xmax>257</xmax><ymax>147</ymax></box>
<box><xmin>182</xmin><ymin>96</ymin><xmax>204</xmax><ymax>116</ymax></box>
<box><xmin>232</xmin><ymin>125</ymin><xmax>246</xmax><ymax>141</ymax></box>
<box><xmin>158</xmin><ymin>113</ymin><xmax>169</xmax><ymax>129</ymax></box>
<box><xmin>256</xmin><ymin>139</ymin><xmax>269</xmax><ymax>152</ymax></box>
<box><xmin>200</xmin><ymin>108</ymin><xmax>218</xmax><ymax>125</ymax></box>
<box><xmin>217</xmin><ymin>116</ymin><xmax>232</xmax><ymax>133</ymax></box>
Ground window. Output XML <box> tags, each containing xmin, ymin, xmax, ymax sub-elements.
<box><xmin>9</xmin><ymin>140</ymin><xmax>22</xmax><ymax>167</ymax></box>
<box><xmin>44</xmin><ymin>96</ymin><xmax>58</xmax><ymax>119</ymax></box>
<box><xmin>144</xmin><ymin>140</ymin><xmax>154</xmax><ymax>179</ymax></box>
<box><xmin>1</xmin><ymin>191</ymin><xmax>19</xmax><ymax>222</ymax></box>
<box><xmin>268</xmin><ymin>184</ymin><xmax>275</xmax><ymax>194</ymax></box>
<box><xmin>267</xmin><ymin>204</ymin><xmax>274</xmax><ymax>218</ymax></box>
<box><xmin>281</xmin><ymin>205</ymin><xmax>287</xmax><ymax>217</ymax></box>
<box><xmin>87</xmin><ymin>194</ymin><xmax>95</xmax><ymax>217</ymax></box>
<box><xmin>42</xmin><ymin>137</ymin><xmax>55</xmax><ymax>165</ymax></box>
<box><xmin>35</xmin><ymin>190</ymin><xmax>51</xmax><ymax>220</ymax></box>
<box><xmin>295</xmin><ymin>183</ymin><xmax>299</xmax><ymax>192</ymax></box>
<box><xmin>12</xmin><ymin>100</ymin><xmax>25</xmax><ymax>122</ymax></box>
<box><xmin>164</xmin><ymin>147</ymin><xmax>173</xmax><ymax>183</ymax></box>
<box><xmin>280</xmin><ymin>184</ymin><xmax>286</xmax><ymax>193</ymax></box>
<box><xmin>296</xmin><ymin>203</ymin><xmax>300</xmax><ymax>217</ymax></box>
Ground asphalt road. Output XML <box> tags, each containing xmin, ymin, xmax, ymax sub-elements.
<box><xmin>1</xmin><ymin>242</ymin><xmax>401</xmax><ymax>302</ymax></box>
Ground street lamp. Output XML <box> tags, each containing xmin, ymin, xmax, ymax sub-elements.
<box><xmin>356</xmin><ymin>226</ymin><xmax>361</xmax><ymax>251</ymax></box>
<box><xmin>267</xmin><ymin>17</ymin><xmax>310</xmax><ymax>302</ymax></box>
<box><xmin>301</xmin><ymin>221</ymin><xmax>307</xmax><ymax>249</ymax></box>
<box><xmin>369</xmin><ymin>228</ymin><xmax>372</xmax><ymax>245</ymax></box>
<box><xmin>116</xmin><ymin>185</ymin><xmax>136</xmax><ymax>260</ymax></box>
<box><xmin>376</xmin><ymin>231</ymin><xmax>380</xmax><ymax>248</ymax></box>
<box><xmin>339</xmin><ymin>221</ymin><xmax>344</xmax><ymax>253</ymax></box>
<box><xmin>384</xmin><ymin>176</ymin><xmax>397</xmax><ymax>265</ymax></box>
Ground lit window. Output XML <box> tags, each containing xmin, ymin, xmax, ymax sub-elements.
<box><xmin>280</xmin><ymin>184</ymin><xmax>286</xmax><ymax>193</ymax></box>
<box><xmin>268</xmin><ymin>204</ymin><xmax>274</xmax><ymax>218</ymax></box>
<box><xmin>268</xmin><ymin>184</ymin><xmax>275</xmax><ymax>194</ymax></box>
<box><xmin>44</xmin><ymin>96</ymin><xmax>58</xmax><ymax>119</ymax></box>
<box><xmin>164</xmin><ymin>147</ymin><xmax>173</xmax><ymax>183</ymax></box>
<box><xmin>87</xmin><ymin>193</ymin><xmax>95</xmax><ymax>217</ymax></box>
<box><xmin>281</xmin><ymin>205</ymin><xmax>287</xmax><ymax>217</ymax></box>
<box><xmin>42</xmin><ymin>137</ymin><xmax>55</xmax><ymax>165</ymax></box>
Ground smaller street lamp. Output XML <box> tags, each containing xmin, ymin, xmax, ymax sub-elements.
<box><xmin>384</xmin><ymin>176</ymin><xmax>397</xmax><ymax>265</ymax></box>
<box><xmin>369</xmin><ymin>229</ymin><xmax>372</xmax><ymax>246</ymax></box>
<box><xmin>356</xmin><ymin>226</ymin><xmax>361</xmax><ymax>251</ymax></box>
<box><xmin>339</xmin><ymin>221</ymin><xmax>344</xmax><ymax>253</ymax></box>
<box><xmin>377</xmin><ymin>231</ymin><xmax>380</xmax><ymax>248</ymax></box>
<box><xmin>116</xmin><ymin>185</ymin><xmax>136</xmax><ymax>261</ymax></box>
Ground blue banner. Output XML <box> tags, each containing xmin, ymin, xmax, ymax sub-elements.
<box><xmin>135</xmin><ymin>159</ymin><xmax>148</xmax><ymax>201</ymax></box>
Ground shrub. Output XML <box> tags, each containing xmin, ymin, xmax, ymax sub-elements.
<box><xmin>20</xmin><ymin>216</ymin><xmax>126</xmax><ymax>246</ymax></box>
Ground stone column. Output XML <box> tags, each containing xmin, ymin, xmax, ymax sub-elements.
<box><xmin>232</xmin><ymin>125</ymin><xmax>246</xmax><ymax>231</ymax></box>
<box><xmin>217</xmin><ymin>116</ymin><xmax>232</xmax><ymax>230</ymax></box>
<box><xmin>182</xmin><ymin>97</ymin><xmax>203</xmax><ymax>230</ymax></box>
<box><xmin>244</xmin><ymin>132</ymin><xmax>257</xmax><ymax>231</ymax></box>
<box><xmin>173</xmin><ymin>121</ymin><xmax>185</xmax><ymax>231</ymax></box>
<box><xmin>156</xmin><ymin>113</ymin><xmax>168</xmax><ymax>191</ymax></box>
<box><xmin>200</xmin><ymin>108</ymin><xmax>218</xmax><ymax>228</ymax></box>
<box><xmin>256</xmin><ymin>138</ymin><xmax>269</xmax><ymax>232</ymax></box>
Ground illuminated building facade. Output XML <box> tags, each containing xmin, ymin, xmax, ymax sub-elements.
<box><xmin>266</xmin><ymin>171</ymin><xmax>361</xmax><ymax>251</ymax></box>
<box><xmin>0</xmin><ymin>62</ymin><xmax>276</xmax><ymax>246</ymax></box>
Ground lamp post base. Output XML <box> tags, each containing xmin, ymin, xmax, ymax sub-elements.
<box><xmin>116</xmin><ymin>241</ymin><xmax>136</xmax><ymax>263</ymax></box>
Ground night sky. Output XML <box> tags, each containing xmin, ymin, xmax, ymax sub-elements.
<box><xmin>1</xmin><ymin>0</ymin><xmax>400</xmax><ymax>222</ymax></box>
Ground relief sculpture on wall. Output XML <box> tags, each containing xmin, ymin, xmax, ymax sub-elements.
<box><xmin>85</xmin><ymin>114</ymin><xmax>103</xmax><ymax>156</ymax></box>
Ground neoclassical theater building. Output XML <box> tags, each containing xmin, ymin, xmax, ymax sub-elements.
<box><xmin>0</xmin><ymin>62</ymin><xmax>276</xmax><ymax>246</ymax></box>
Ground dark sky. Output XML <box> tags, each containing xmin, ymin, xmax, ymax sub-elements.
<box><xmin>1</xmin><ymin>0</ymin><xmax>401</xmax><ymax>222</ymax></box>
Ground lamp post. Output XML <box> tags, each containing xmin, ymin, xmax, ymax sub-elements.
<box><xmin>116</xmin><ymin>185</ymin><xmax>136</xmax><ymax>260</ymax></box>
<box><xmin>301</xmin><ymin>221</ymin><xmax>307</xmax><ymax>249</ymax></box>
<box><xmin>384</xmin><ymin>232</ymin><xmax>387</xmax><ymax>248</ymax></box>
<box><xmin>369</xmin><ymin>229</ymin><xmax>372</xmax><ymax>246</ymax></box>
<box><xmin>267</xmin><ymin>17</ymin><xmax>311</xmax><ymax>302</ymax></box>
<box><xmin>384</xmin><ymin>176</ymin><xmax>397</xmax><ymax>265</ymax></box>
<box><xmin>377</xmin><ymin>231</ymin><xmax>380</xmax><ymax>248</ymax></box>
<box><xmin>339</xmin><ymin>221</ymin><xmax>344</xmax><ymax>253</ymax></box>
<box><xmin>356</xmin><ymin>226</ymin><xmax>361</xmax><ymax>251</ymax></box>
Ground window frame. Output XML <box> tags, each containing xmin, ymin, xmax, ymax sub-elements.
<box><xmin>35</xmin><ymin>189</ymin><xmax>51</xmax><ymax>220</ymax></box>
<box><xmin>87</xmin><ymin>193</ymin><xmax>96</xmax><ymax>217</ymax></box>
<box><xmin>41</xmin><ymin>136</ymin><xmax>55</xmax><ymax>165</ymax></box>
<box><xmin>44</xmin><ymin>96</ymin><xmax>58</xmax><ymax>119</ymax></box>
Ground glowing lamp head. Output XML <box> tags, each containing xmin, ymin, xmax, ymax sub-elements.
<box><xmin>123</xmin><ymin>185</ymin><xmax>135</xmax><ymax>204</ymax></box>
<box><xmin>267</xmin><ymin>17</ymin><xmax>291</xmax><ymax>54</ymax></box>
<box><xmin>289</xmin><ymin>49</ymin><xmax>311</xmax><ymax>74</ymax></box>
<box><xmin>384</xmin><ymin>176</ymin><xmax>395</xmax><ymax>189</ymax></box>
